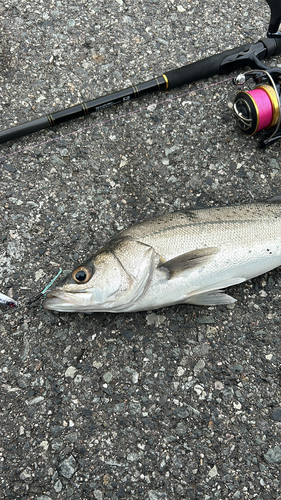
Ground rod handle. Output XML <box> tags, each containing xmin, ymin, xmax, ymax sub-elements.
<box><xmin>164</xmin><ymin>37</ymin><xmax>281</xmax><ymax>90</ymax></box>
<box><xmin>164</xmin><ymin>43</ymin><xmax>252</xmax><ymax>89</ymax></box>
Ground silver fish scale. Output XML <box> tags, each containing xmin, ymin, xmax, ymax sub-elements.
<box><xmin>121</xmin><ymin>203</ymin><xmax>281</xmax><ymax>261</ymax></box>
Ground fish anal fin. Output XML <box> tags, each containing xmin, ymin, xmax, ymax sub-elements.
<box><xmin>158</xmin><ymin>247</ymin><xmax>219</xmax><ymax>278</ymax></box>
<box><xmin>266</xmin><ymin>195</ymin><xmax>281</xmax><ymax>203</ymax></box>
<box><xmin>184</xmin><ymin>276</ymin><xmax>247</xmax><ymax>306</ymax></box>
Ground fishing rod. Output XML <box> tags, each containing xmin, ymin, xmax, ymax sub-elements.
<box><xmin>0</xmin><ymin>0</ymin><xmax>281</xmax><ymax>146</ymax></box>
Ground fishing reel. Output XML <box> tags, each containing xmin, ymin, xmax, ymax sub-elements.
<box><xmin>233</xmin><ymin>68</ymin><xmax>281</xmax><ymax>148</ymax></box>
<box><xmin>231</xmin><ymin>1</ymin><xmax>281</xmax><ymax>148</ymax></box>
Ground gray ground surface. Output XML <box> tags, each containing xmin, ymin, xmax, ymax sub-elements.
<box><xmin>1</xmin><ymin>0</ymin><xmax>281</xmax><ymax>499</ymax></box>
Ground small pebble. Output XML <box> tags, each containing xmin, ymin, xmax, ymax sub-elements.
<box><xmin>59</xmin><ymin>455</ymin><xmax>77</xmax><ymax>478</ymax></box>
<box><xmin>65</xmin><ymin>366</ymin><xmax>77</xmax><ymax>378</ymax></box>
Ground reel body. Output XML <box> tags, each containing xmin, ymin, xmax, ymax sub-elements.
<box><xmin>233</xmin><ymin>69</ymin><xmax>281</xmax><ymax>148</ymax></box>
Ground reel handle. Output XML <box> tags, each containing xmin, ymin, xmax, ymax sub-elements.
<box><xmin>265</xmin><ymin>0</ymin><xmax>281</xmax><ymax>37</ymax></box>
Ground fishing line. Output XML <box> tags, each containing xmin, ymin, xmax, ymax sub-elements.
<box><xmin>234</xmin><ymin>85</ymin><xmax>279</xmax><ymax>134</ymax></box>
<box><xmin>27</xmin><ymin>268</ymin><xmax>62</xmax><ymax>306</ymax></box>
<box><xmin>0</xmin><ymin>77</ymin><xmax>233</xmax><ymax>162</ymax></box>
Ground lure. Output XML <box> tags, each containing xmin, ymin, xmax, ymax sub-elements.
<box><xmin>0</xmin><ymin>292</ymin><xmax>18</xmax><ymax>308</ymax></box>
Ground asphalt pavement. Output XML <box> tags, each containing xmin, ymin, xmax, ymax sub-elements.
<box><xmin>1</xmin><ymin>0</ymin><xmax>281</xmax><ymax>499</ymax></box>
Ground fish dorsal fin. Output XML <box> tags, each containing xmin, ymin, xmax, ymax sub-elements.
<box><xmin>158</xmin><ymin>247</ymin><xmax>219</xmax><ymax>278</ymax></box>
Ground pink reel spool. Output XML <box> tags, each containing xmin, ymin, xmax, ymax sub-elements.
<box><xmin>234</xmin><ymin>84</ymin><xmax>279</xmax><ymax>135</ymax></box>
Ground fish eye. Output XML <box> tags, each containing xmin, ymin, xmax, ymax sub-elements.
<box><xmin>72</xmin><ymin>266</ymin><xmax>92</xmax><ymax>284</ymax></box>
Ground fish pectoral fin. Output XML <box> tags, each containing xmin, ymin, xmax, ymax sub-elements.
<box><xmin>158</xmin><ymin>247</ymin><xmax>219</xmax><ymax>279</ymax></box>
<box><xmin>184</xmin><ymin>277</ymin><xmax>246</xmax><ymax>306</ymax></box>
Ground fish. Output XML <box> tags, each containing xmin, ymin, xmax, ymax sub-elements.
<box><xmin>0</xmin><ymin>292</ymin><xmax>17</xmax><ymax>307</ymax></box>
<box><xmin>43</xmin><ymin>196</ymin><xmax>281</xmax><ymax>313</ymax></box>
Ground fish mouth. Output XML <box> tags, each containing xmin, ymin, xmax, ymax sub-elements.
<box><xmin>43</xmin><ymin>289</ymin><xmax>92</xmax><ymax>312</ymax></box>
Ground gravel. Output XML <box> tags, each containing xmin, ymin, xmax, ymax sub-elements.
<box><xmin>1</xmin><ymin>0</ymin><xmax>281</xmax><ymax>499</ymax></box>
